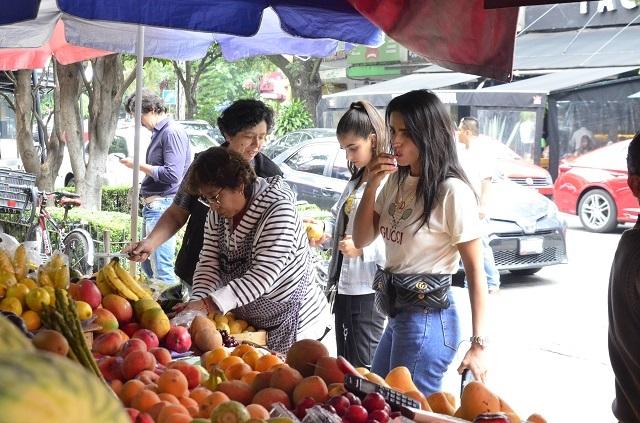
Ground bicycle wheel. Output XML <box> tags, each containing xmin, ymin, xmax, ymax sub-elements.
<box><xmin>63</xmin><ymin>231</ymin><xmax>94</xmax><ymax>276</ymax></box>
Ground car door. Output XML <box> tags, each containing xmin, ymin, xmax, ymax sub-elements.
<box><xmin>281</xmin><ymin>142</ymin><xmax>335</xmax><ymax>209</ymax></box>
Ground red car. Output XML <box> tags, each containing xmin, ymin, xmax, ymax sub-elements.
<box><xmin>554</xmin><ymin>140</ymin><xmax>638</xmax><ymax>233</ymax></box>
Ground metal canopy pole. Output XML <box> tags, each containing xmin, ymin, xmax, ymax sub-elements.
<box><xmin>129</xmin><ymin>25</ymin><xmax>145</xmax><ymax>275</ymax></box>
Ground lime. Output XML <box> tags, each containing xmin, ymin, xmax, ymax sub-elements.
<box><xmin>75</xmin><ymin>301</ymin><xmax>93</xmax><ymax>320</ymax></box>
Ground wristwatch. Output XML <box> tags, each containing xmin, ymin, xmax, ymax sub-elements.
<box><xmin>470</xmin><ymin>336</ymin><xmax>489</xmax><ymax>348</ymax></box>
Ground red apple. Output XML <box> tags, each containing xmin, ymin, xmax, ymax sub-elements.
<box><xmin>126</xmin><ymin>407</ymin><xmax>140</xmax><ymax>421</ymax></box>
<box><xmin>163</xmin><ymin>325</ymin><xmax>191</xmax><ymax>353</ymax></box>
<box><xmin>122</xmin><ymin>322</ymin><xmax>142</xmax><ymax>338</ymax></box>
<box><xmin>78</xmin><ymin>279</ymin><xmax>102</xmax><ymax>309</ymax></box>
<box><xmin>68</xmin><ymin>283</ymin><xmax>81</xmax><ymax>301</ymax></box>
<box><xmin>132</xmin><ymin>329</ymin><xmax>159</xmax><ymax>350</ymax></box>
<box><xmin>134</xmin><ymin>413</ymin><xmax>154</xmax><ymax>423</ymax></box>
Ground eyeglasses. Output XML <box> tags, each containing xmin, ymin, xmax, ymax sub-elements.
<box><xmin>198</xmin><ymin>189</ymin><xmax>223</xmax><ymax>207</ymax></box>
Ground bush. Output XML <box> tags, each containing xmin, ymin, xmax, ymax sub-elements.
<box><xmin>101</xmin><ymin>186</ymin><xmax>133</xmax><ymax>214</ymax></box>
<box><xmin>274</xmin><ymin>99</ymin><xmax>313</xmax><ymax>136</ymax></box>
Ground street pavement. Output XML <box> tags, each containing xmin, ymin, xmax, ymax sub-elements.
<box><xmin>441</xmin><ymin>214</ymin><xmax>627</xmax><ymax>422</ymax></box>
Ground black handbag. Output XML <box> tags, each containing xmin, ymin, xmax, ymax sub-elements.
<box><xmin>373</xmin><ymin>266</ymin><xmax>451</xmax><ymax>317</ymax></box>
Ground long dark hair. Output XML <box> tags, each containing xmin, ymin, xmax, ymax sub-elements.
<box><xmin>387</xmin><ymin>90</ymin><xmax>474</xmax><ymax>229</ymax></box>
<box><xmin>336</xmin><ymin>101</ymin><xmax>389</xmax><ymax>179</ymax></box>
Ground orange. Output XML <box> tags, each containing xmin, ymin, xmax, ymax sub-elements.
<box><xmin>158</xmin><ymin>393</ymin><xmax>180</xmax><ymax>404</ymax></box>
<box><xmin>198</xmin><ymin>392</ymin><xmax>229</xmax><ymax>418</ymax></box>
<box><xmin>157</xmin><ymin>403</ymin><xmax>189</xmax><ymax>423</ymax></box>
<box><xmin>254</xmin><ymin>353</ymin><xmax>283</xmax><ymax>372</ymax></box>
<box><xmin>218</xmin><ymin>355</ymin><xmax>244</xmax><ymax>371</ymax></box>
<box><xmin>246</xmin><ymin>403</ymin><xmax>270</xmax><ymax>420</ymax></box>
<box><xmin>240</xmin><ymin>370</ymin><xmax>259</xmax><ymax>385</ymax></box>
<box><xmin>201</xmin><ymin>347</ymin><xmax>229</xmax><ymax>370</ymax></box>
<box><xmin>231</xmin><ymin>343</ymin><xmax>255</xmax><ymax>357</ymax></box>
<box><xmin>131</xmin><ymin>388</ymin><xmax>161</xmax><ymax>412</ymax></box>
<box><xmin>160</xmin><ymin>413</ymin><xmax>191</xmax><ymax>423</ymax></box>
<box><xmin>242</xmin><ymin>350</ymin><xmax>261</xmax><ymax>369</ymax></box>
<box><xmin>189</xmin><ymin>387</ymin><xmax>213</xmax><ymax>405</ymax></box>
<box><xmin>157</xmin><ymin>369</ymin><xmax>189</xmax><ymax>398</ymax></box>
<box><xmin>224</xmin><ymin>362</ymin><xmax>252</xmax><ymax>380</ymax></box>
<box><xmin>21</xmin><ymin>310</ymin><xmax>41</xmax><ymax>331</ymax></box>
<box><xmin>120</xmin><ymin>379</ymin><xmax>145</xmax><ymax>406</ymax></box>
<box><xmin>178</xmin><ymin>396</ymin><xmax>199</xmax><ymax>417</ymax></box>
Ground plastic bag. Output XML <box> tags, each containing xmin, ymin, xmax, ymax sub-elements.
<box><xmin>0</xmin><ymin>233</ymin><xmax>20</xmax><ymax>257</ymax></box>
<box><xmin>302</xmin><ymin>405</ymin><xmax>342</xmax><ymax>423</ymax></box>
<box><xmin>270</xmin><ymin>403</ymin><xmax>300</xmax><ymax>421</ymax></box>
<box><xmin>170</xmin><ymin>309</ymin><xmax>207</xmax><ymax>328</ymax></box>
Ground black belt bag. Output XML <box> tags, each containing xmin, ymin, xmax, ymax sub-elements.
<box><xmin>373</xmin><ymin>266</ymin><xmax>451</xmax><ymax>317</ymax></box>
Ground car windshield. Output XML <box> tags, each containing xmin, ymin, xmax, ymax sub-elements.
<box><xmin>188</xmin><ymin>134</ymin><xmax>216</xmax><ymax>151</ymax></box>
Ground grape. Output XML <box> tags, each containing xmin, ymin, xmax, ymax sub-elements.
<box><xmin>219</xmin><ymin>330</ymin><xmax>239</xmax><ymax>347</ymax></box>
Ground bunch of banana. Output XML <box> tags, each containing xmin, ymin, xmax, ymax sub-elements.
<box><xmin>96</xmin><ymin>259</ymin><xmax>151</xmax><ymax>301</ymax></box>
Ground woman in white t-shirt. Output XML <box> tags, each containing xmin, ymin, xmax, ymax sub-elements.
<box><xmin>319</xmin><ymin>101</ymin><xmax>388</xmax><ymax>369</ymax></box>
<box><xmin>353</xmin><ymin>90</ymin><xmax>488</xmax><ymax>395</ymax></box>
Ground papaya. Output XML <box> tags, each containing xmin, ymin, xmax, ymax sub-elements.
<box><xmin>0</xmin><ymin>351</ymin><xmax>128</xmax><ymax>422</ymax></box>
<box><xmin>405</xmin><ymin>390</ymin><xmax>432</xmax><ymax>411</ymax></box>
<box><xmin>427</xmin><ymin>392</ymin><xmax>456</xmax><ymax>415</ymax></box>
<box><xmin>364</xmin><ymin>371</ymin><xmax>390</xmax><ymax>387</ymax></box>
<box><xmin>457</xmin><ymin>381</ymin><xmax>501</xmax><ymax>421</ymax></box>
<box><xmin>385</xmin><ymin>366</ymin><xmax>419</xmax><ymax>393</ymax></box>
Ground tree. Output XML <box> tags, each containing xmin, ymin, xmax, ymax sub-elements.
<box><xmin>60</xmin><ymin>54</ymin><xmax>136</xmax><ymax>210</ymax></box>
<box><xmin>172</xmin><ymin>46</ymin><xmax>222</xmax><ymax>119</ymax></box>
<box><xmin>268</xmin><ymin>56</ymin><xmax>323</xmax><ymax>124</ymax></box>
<box><xmin>0</xmin><ymin>69</ymin><xmax>64</xmax><ymax>190</ymax></box>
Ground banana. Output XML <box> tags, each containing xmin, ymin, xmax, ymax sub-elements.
<box><xmin>0</xmin><ymin>249</ymin><xmax>15</xmax><ymax>275</ymax></box>
<box><xmin>110</xmin><ymin>259</ymin><xmax>151</xmax><ymax>300</ymax></box>
<box><xmin>95</xmin><ymin>268</ymin><xmax>114</xmax><ymax>295</ymax></box>
<box><xmin>102</xmin><ymin>262</ymin><xmax>138</xmax><ymax>301</ymax></box>
<box><xmin>13</xmin><ymin>244</ymin><xmax>26</xmax><ymax>279</ymax></box>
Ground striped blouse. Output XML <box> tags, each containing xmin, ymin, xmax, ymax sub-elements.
<box><xmin>191</xmin><ymin>176</ymin><xmax>326</xmax><ymax>335</ymax></box>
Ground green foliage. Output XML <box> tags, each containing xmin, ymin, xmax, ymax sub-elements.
<box><xmin>101</xmin><ymin>186</ymin><xmax>132</xmax><ymax>214</ymax></box>
<box><xmin>274</xmin><ymin>99</ymin><xmax>313</xmax><ymax>136</ymax></box>
<box><xmin>195</xmin><ymin>56</ymin><xmax>276</xmax><ymax>125</ymax></box>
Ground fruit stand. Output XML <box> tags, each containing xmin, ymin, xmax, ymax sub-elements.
<box><xmin>0</xmin><ymin>248</ymin><xmax>546</xmax><ymax>423</ymax></box>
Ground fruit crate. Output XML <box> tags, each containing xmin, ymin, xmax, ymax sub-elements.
<box><xmin>0</xmin><ymin>168</ymin><xmax>36</xmax><ymax>213</ymax></box>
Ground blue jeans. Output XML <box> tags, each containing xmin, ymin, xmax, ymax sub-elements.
<box><xmin>142</xmin><ymin>197</ymin><xmax>176</xmax><ymax>285</ymax></box>
<box><xmin>482</xmin><ymin>237</ymin><xmax>501</xmax><ymax>290</ymax></box>
<box><xmin>371</xmin><ymin>291</ymin><xmax>460</xmax><ymax>395</ymax></box>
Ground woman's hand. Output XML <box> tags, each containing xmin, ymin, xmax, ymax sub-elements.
<box><xmin>303</xmin><ymin>218</ymin><xmax>330</xmax><ymax>247</ymax></box>
<box><xmin>367</xmin><ymin>153</ymin><xmax>397</xmax><ymax>188</ymax></box>
<box><xmin>457</xmin><ymin>344</ymin><xmax>487</xmax><ymax>384</ymax></box>
<box><xmin>123</xmin><ymin>238</ymin><xmax>155</xmax><ymax>262</ymax></box>
<box><xmin>169</xmin><ymin>298</ymin><xmax>208</xmax><ymax>318</ymax></box>
<box><xmin>338</xmin><ymin>235</ymin><xmax>362</xmax><ymax>257</ymax></box>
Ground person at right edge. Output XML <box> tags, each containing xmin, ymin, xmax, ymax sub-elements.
<box><xmin>608</xmin><ymin>132</ymin><xmax>640</xmax><ymax>423</ymax></box>
<box><xmin>457</xmin><ymin>116</ymin><xmax>501</xmax><ymax>294</ymax></box>
<box><xmin>352</xmin><ymin>90</ymin><xmax>488</xmax><ymax>395</ymax></box>
<box><xmin>316</xmin><ymin>101</ymin><xmax>388</xmax><ymax>369</ymax></box>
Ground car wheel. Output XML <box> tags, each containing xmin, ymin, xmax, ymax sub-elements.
<box><xmin>578</xmin><ymin>189</ymin><xmax>618</xmax><ymax>233</ymax></box>
<box><xmin>509</xmin><ymin>267</ymin><xmax>542</xmax><ymax>276</ymax></box>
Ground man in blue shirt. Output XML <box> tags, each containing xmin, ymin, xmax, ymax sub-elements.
<box><xmin>121</xmin><ymin>90</ymin><xmax>191</xmax><ymax>285</ymax></box>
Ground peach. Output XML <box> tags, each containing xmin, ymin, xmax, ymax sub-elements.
<box><xmin>68</xmin><ymin>283</ymin><xmax>81</xmax><ymax>301</ymax></box>
<box><xmin>252</xmin><ymin>387</ymin><xmax>291</xmax><ymax>410</ymax></box>
<box><xmin>134</xmin><ymin>413</ymin><xmax>154</xmax><ymax>423</ymax></box>
<box><xmin>123</xmin><ymin>350</ymin><xmax>157</xmax><ymax>381</ymax></box>
<box><xmin>94</xmin><ymin>308</ymin><xmax>119</xmax><ymax>333</ymax></box>
<box><xmin>215</xmin><ymin>380</ymin><xmax>253</xmax><ymax>405</ymax></box>
<box><xmin>98</xmin><ymin>356</ymin><xmax>124</xmax><ymax>382</ymax></box>
<box><xmin>150</xmin><ymin>347</ymin><xmax>172</xmax><ymax>366</ymax></box>
<box><xmin>93</xmin><ymin>331</ymin><xmax>125</xmax><ymax>356</ymax></box>
<box><xmin>136</xmin><ymin>369</ymin><xmax>160</xmax><ymax>385</ymax></box>
<box><xmin>314</xmin><ymin>356</ymin><xmax>346</xmax><ymax>385</ymax></box>
<box><xmin>167</xmin><ymin>361</ymin><xmax>201</xmax><ymax>390</ymax></box>
<box><xmin>251</xmin><ymin>371</ymin><xmax>273</xmax><ymax>393</ymax></box>
<box><xmin>133</xmin><ymin>329</ymin><xmax>160</xmax><ymax>350</ymax></box>
<box><xmin>270</xmin><ymin>365</ymin><xmax>303</xmax><ymax>395</ymax></box>
<box><xmin>102</xmin><ymin>294</ymin><xmax>133</xmax><ymax>324</ymax></box>
<box><xmin>121</xmin><ymin>338</ymin><xmax>149</xmax><ymax>357</ymax></box>
<box><xmin>292</xmin><ymin>376</ymin><xmax>329</xmax><ymax>406</ymax></box>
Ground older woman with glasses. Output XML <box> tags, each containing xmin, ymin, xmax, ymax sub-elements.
<box><xmin>172</xmin><ymin>147</ymin><xmax>330</xmax><ymax>353</ymax></box>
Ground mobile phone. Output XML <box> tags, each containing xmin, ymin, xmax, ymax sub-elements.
<box><xmin>460</xmin><ymin>368</ymin><xmax>475</xmax><ymax>398</ymax></box>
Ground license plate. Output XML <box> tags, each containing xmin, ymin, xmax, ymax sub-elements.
<box><xmin>519</xmin><ymin>237</ymin><xmax>544</xmax><ymax>255</ymax></box>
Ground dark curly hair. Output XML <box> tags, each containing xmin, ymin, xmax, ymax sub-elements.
<box><xmin>628</xmin><ymin>131</ymin><xmax>640</xmax><ymax>176</ymax></box>
<box><xmin>124</xmin><ymin>89</ymin><xmax>167</xmax><ymax>114</ymax></box>
<box><xmin>185</xmin><ymin>147</ymin><xmax>256</xmax><ymax>198</ymax></box>
<box><xmin>217</xmin><ymin>99</ymin><xmax>274</xmax><ymax>137</ymax></box>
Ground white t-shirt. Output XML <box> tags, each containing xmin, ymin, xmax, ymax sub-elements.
<box><xmin>457</xmin><ymin>141</ymin><xmax>496</xmax><ymax>196</ymax></box>
<box><xmin>374</xmin><ymin>173</ymin><xmax>482</xmax><ymax>275</ymax></box>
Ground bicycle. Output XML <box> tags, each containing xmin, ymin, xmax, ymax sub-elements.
<box><xmin>10</xmin><ymin>185</ymin><xmax>95</xmax><ymax>275</ymax></box>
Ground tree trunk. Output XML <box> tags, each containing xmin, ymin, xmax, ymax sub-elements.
<box><xmin>82</xmin><ymin>55</ymin><xmax>124</xmax><ymax>210</ymax></box>
<box><xmin>184</xmin><ymin>63</ymin><xmax>197</xmax><ymax>119</ymax></box>
<box><xmin>55</xmin><ymin>62</ymin><xmax>85</xmax><ymax>192</ymax></box>
<box><xmin>13</xmin><ymin>71</ymin><xmax>39</xmax><ymax>172</ymax></box>
<box><xmin>268</xmin><ymin>56</ymin><xmax>323</xmax><ymax>123</ymax></box>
